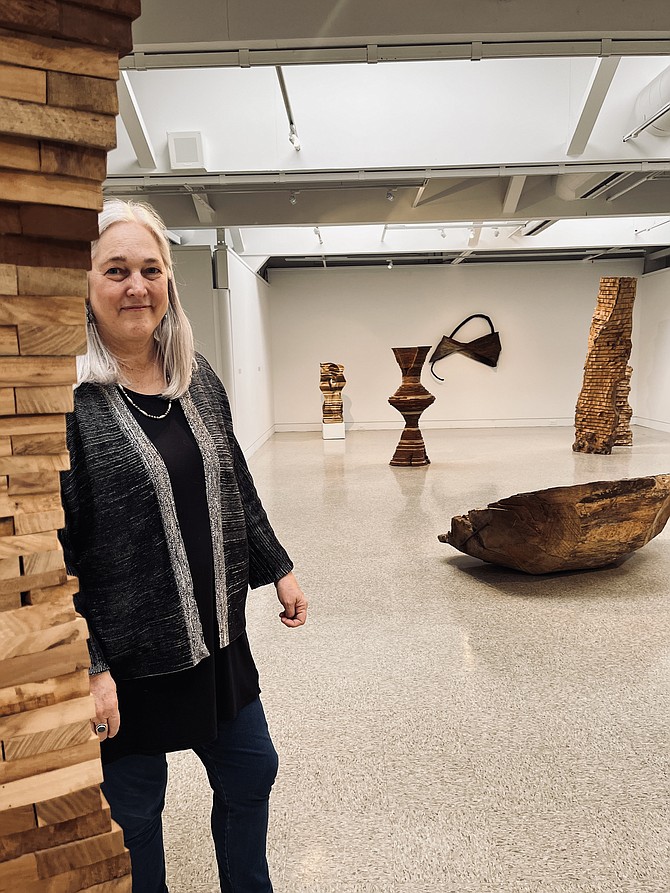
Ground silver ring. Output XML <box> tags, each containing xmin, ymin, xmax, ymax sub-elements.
<box><xmin>95</xmin><ymin>722</ymin><xmax>108</xmax><ymax>734</ymax></box>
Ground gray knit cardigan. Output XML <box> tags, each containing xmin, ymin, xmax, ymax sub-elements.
<box><xmin>59</xmin><ymin>355</ymin><xmax>293</xmax><ymax>680</ymax></box>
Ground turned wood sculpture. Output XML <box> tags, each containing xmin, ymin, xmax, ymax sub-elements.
<box><xmin>0</xmin><ymin>3</ymin><xmax>141</xmax><ymax>891</ymax></box>
<box><xmin>440</xmin><ymin>474</ymin><xmax>670</xmax><ymax>574</ymax></box>
<box><xmin>319</xmin><ymin>362</ymin><xmax>346</xmax><ymax>424</ymax></box>
<box><xmin>430</xmin><ymin>313</ymin><xmax>502</xmax><ymax>380</ymax></box>
<box><xmin>573</xmin><ymin>277</ymin><xmax>636</xmax><ymax>454</ymax></box>
<box><xmin>388</xmin><ymin>346</ymin><xmax>435</xmax><ymax>466</ymax></box>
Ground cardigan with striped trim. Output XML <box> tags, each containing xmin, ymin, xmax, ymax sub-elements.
<box><xmin>59</xmin><ymin>355</ymin><xmax>293</xmax><ymax>681</ymax></box>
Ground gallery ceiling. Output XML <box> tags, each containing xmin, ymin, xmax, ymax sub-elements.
<box><xmin>104</xmin><ymin>0</ymin><xmax>670</xmax><ymax>270</ymax></box>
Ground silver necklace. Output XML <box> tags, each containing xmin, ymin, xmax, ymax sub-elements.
<box><xmin>118</xmin><ymin>385</ymin><xmax>173</xmax><ymax>420</ymax></box>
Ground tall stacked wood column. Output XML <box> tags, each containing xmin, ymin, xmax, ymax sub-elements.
<box><xmin>0</xmin><ymin>2</ymin><xmax>140</xmax><ymax>890</ymax></box>
<box><xmin>573</xmin><ymin>276</ymin><xmax>636</xmax><ymax>455</ymax></box>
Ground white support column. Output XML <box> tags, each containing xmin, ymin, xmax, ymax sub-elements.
<box><xmin>116</xmin><ymin>71</ymin><xmax>157</xmax><ymax>170</ymax></box>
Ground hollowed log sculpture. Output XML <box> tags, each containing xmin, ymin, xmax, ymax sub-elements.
<box><xmin>440</xmin><ymin>474</ymin><xmax>670</xmax><ymax>574</ymax></box>
<box><xmin>388</xmin><ymin>346</ymin><xmax>435</xmax><ymax>467</ymax></box>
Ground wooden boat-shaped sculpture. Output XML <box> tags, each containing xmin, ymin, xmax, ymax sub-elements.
<box><xmin>440</xmin><ymin>474</ymin><xmax>670</xmax><ymax>574</ymax></box>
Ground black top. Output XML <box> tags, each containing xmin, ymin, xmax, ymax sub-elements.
<box><xmin>102</xmin><ymin>389</ymin><xmax>260</xmax><ymax>764</ymax></box>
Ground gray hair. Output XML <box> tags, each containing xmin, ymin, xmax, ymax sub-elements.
<box><xmin>77</xmin><ymin>198</ymin><xmax>196</xmax><ymax>398</ymax></box>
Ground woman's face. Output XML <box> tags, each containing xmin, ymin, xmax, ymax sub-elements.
<box><xmin>89</xmin><ymin>221</ymin><xmax>170</xmax><ymax>354</ymax></box>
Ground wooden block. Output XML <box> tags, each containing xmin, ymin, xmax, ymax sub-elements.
<box><xmin>0</xmin><ymin>597</ymin><xmax>74</xmax><ymax>637</ymax></box>
<box><xmin>0</xmin><ymin>414</ymin><xmax>64</xmax><ymax>436</ymax></box>
<box><xmin>62</xmin><ymin>870</ymin><xmax>133</xmax><ymax>893</ymax></box>
<box><xmin>0</xmin><ymin>438</ymin><xmax>10</xmax><ymax>457</ymax></box>
<box><xmin>40</xmin><ymin>141</ymin><xmax>107</xmax><ymax>182</ymax></box>
<box><xmin>0</xmin><ymin>204</ymin><xmax>20</xmax><ymax>235</ymax></box>
<box><xmin>0</xmin><ymin>591</ymin><xmax>21</xmax><ymax>612</ymax></box>
<box><xmin>47</xmin><ymin>71</ymin><xmax>118</xmax><ymax>115</ymax></box>
<box><xmin>0</xmin><ymin>615</ymin><xmax>86</xmax><ymax>660</ymax></box>
<box><xmin>13</xmin><ymin>509</ymin><xmax>65</xmax><ymax>534</ymax></box>
<box><xmin>24</xmin><ymin>576</ymin><xmax>79</xmax><ymax>607</ymax></box>
<box><xmin>14</xmin><ymin>386</ymin><xmax>73</xmax><ymax>415</ymax></box>
<box><xmin>0</xmin><ymin>566</ymin><xmax>65</xmax><ymax>598</ymax></box>
<box><xmin>0</xmin><ymin>2</ymin><xmax>60</xmax><ymax>35</ymax></box>
<box><xmin>0</xmin><ymin>454</ymin><xmax>69</xmax><ymax>474</ymax></box>
<box><xmin>0</xmin><ymin>356</ymin><xmax>76</xmax><ymax>386</ymax></box>
<box><xmin>0</xmin><ymin>27</ymin><xmax>120</xmax><ymax>80</ymax></box>
<box><xmin>0</xmin><ymin>851</ymin><xmax>37</xmax><ymax>891</ymax></box>
<box><xmin>65</xmin><ymin>0</ymin><xmax>141</xmax><ymax>18</ymax></box>
<box><xmin>0</xmin><ymin>389</ymin><xmax>15</xmax><ymax>415</ymax></box>
<box><xmin>0</xmin><ymin>492</ymin><xmax>63</xmax><ymax>519</ymax></box>
<box><xmin>0</xmin><ymin>136</ymin><xmax>40</xmax><ymax>172</ymax></box>
<box><xmin>0</xmin><ymin>670</ymin><xmax>88</xmax><ymax>719</ymax></box>
<box><xmin>59</xmin><ymin>4</ymin><xmax>135</xmax><ymax>55</ymax></box>
<box><xmin>36</xmin><ymin>784</ymin><xmax>102</xmax><ymax>826</ymax></box>
<box><xmin>18</xmin><ymin>323</ymin><xmax>87</xmax><ymax>357</ymax></box>
<box><xmin>22</xmin><ymin>547</ymin><xmax>65</xmax><ymax>573</ymax></box>
<box><xmin>12</xmin><ymin>431</ymin><xmax>67</xmax><ymax>454</ymax></box>
<box><xmin>22</xmin><ymin>851</ymin><xmax>131</xmax><ymax>893</ymax></box>
<box><xmin>0</xmin><ymin>327</ymin><xmax>18</xmax><ymax>356</ymax></box>
<box><xmin>0</xmin><ymin>234</ymin><xmax>92</xmax><ymax>270</ymax></box>
<box><xmin>0</xmin><ymin>638</ymin><xmax>90</xmax><ymax>687</ymax></box>
<box><xmin>17</xmin><ymin>265</ymin><xmax>87</xmax><ymax>297</ymax></box>
<box><xmin>35</xmin><ymin>826</ymin><xmax>125</xmax><ymax>879</ymax></box>
<box><xmin>4</xmin><ymin>717</ymin><xmax>92</xmax><ymax>762</ymax></box>
<box><xmin>0</xmin><ymin>63</ymin><xmax>46</xmax><ymax>104</ymax></box>
<box><xmin>0</xmin><ymin>802</ymin><xmax>36</xmax><ymax>836</ymax></box>
<box><xmin>0</xmin><ymin>556</ymin><xmax>20</xmax><ymax>580</ymax></box>
<box><xmin>0</xmin><ymin>693</ymin><xmax>94</xmax><ymax>741</ymax></box>
<box><xmin>0</xmin><ymin>757</ymin><xmax>101</xmax><ymax>812</ymax></box>
<box><xmin>7</xmin><ymin>471</ymin><xmax>61</xmax><ymax>494</ymax></box>
<box><xmin>0</xmin><ymin>97</ymin><xmax>117</xmax><ymax>151</ymax></box>
<box><xmin>0</xmin><ymin>518</ymin><xmax>12</xmax><ymax>536</ymax></box>
<box><xmin>0</xmin><ymin>264</ymin><xmax>17</xmax><ymax>295</ymax></box>
<box><xmin>18</xmin><ymin>204</ymin><xmax>99</xmax><ymax>242</ymax></box>
<box><xmin>0</xmin><ymin>295</ymin><xmax>84</xmax><ymax>327</ymax></box>
<box><xmin>0</xmin><ymin>168</ymin><xmax>102</xmax><ymax>211</ymax></box>
<box><xmin>0</xmin><ymin>803</ymin><xmax>110</xmax><ymax>863</ymax></box>
<box><xmin>0</xmin><ymin>529</ymin><xmax>60</xmax><ymax>558</ymax></box>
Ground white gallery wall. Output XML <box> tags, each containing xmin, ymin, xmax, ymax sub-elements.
<box><xmin>633</xmin><ymin>268</ymin><xmax>670</xmax><ymax>432</ymax></box>
<box><xmin>268</xmin><ymin>261</ymin><xmax>644</xmax><ymax>432</ymax></box>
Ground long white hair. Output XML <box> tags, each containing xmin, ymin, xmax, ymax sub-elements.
<box><xmin>78</xmin><ymin>199</ymin><xmax>195</xmax><ymax>398</ymax></box>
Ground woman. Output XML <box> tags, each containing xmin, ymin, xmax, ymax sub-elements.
<box><xmin>59</xmin><ymin>198</ymin><xmax>307</xmax><ymax>893</ymax></box>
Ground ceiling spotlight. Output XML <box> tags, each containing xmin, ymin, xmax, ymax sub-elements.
<box><xmin>387</xmin><ymin>259</ymin><xmax>393</xmax><ymax>269</ymax></box>
<box><xmin>288</xmin><ymin>124</ymin><xmax>301</xmax><ymax>152</ymax></box>
<box><xmin>386</xmin><ymin>190</ymin><xmax>395</xmax><ymax>202</ymax></box>
<box><xmin>493</xmin><ymin>227</ymin><xmax>500</xmax><ymax>238</ymax></box>
<box><xmin>289</xmin><ymin>191</ymin><xmax>297</xmax><ymax>205</ymax></box>
<box><xmin>313</xmin><ymin>226</ymin><xmax>323</xmax><ymax>246</ymax></box>
<box><xmin>468</xmin><ymin>227</ymin><xmax>475</xmax><ymax>239</ymax></box>
<box><xmin>440</xmin><ymin>228</ymin><xmax>447</xmax><ymax>239</ymax></box>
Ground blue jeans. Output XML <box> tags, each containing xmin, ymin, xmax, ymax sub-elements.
<box><xmin>101</xmin><ymin>697</ymin><xmax>279</xmax><ymax>893</ymax></box>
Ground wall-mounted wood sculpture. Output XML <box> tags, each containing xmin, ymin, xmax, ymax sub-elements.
<box><xmin>440</xmin><ymin>474</ymin><xmax>670</xmax><ymax>574</ymax></box>
<box><xmin>388</xmin><ymin>346</ymin><xmax>435</xmax><ymax>466</ymax></box>
<box><xmin>319</xmin><ymin>362</ymin><xmax>346</xmax><ymax>440</ymax></box>
<box><xmin>430</xmin><ymin>314</ymin><xmax>502</xmax><ymax>380</ymax></box>
<box><xmin>0</xmin><ymin>3</ymin><xmax>141</xmax><ymax>891</ymax></box>
<box><xmin>573</xmin><ymin>277</ymin><xmax>636</xmax><ymax>454</ymax></box>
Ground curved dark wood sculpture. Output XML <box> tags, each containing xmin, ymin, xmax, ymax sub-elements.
<box><xmin>430</xmin><ymin>314</ymin><xmax>501</xmax><ymax>380</ymax></box>
<box><xmin>440</xmin><ymin>474</ymin><xmax>670</xmax><ymax>574</ymax></box>
<box><xmin>388</xmin><ymin>346</ymin><xmax>435</xmax><ymax>466</ymax></box>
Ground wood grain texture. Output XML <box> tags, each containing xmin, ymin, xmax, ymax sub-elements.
<box><xmin>0</xmin><ymin>692</ymin><xmax>94</xmax><ymax>742</ymax></box>
<box><xmin>11</xmin><ymin>431</ymin><xmax>68</xmax><ymax>455</ymax></box>
<box><xmin>0</xmin><ymin>803</ymin><xmax>110</xmax><ymax>862</ymax></box>
<box><xmin>21</xmin><ymin>547</ymin><xmax>65</xmax><ymax>574</ymax></box>
<box><xmin>0</xmin><ymin>615</ymin><xmax>86</xmax><ymax>661</ymax></box>
<box><xmin>0</xmin><ymin>328</ymin><xmax>18</xmax><ymax>356</ymax></box>
<box><xmin>23</xmin><ymin>576</ymin><xmax>79</xmax><ymax>607</ymax></box>
<box><xmin>17</xmin><ymin>265</ymin><xmax>87</xmax><ymax>296</ymax></box>
<box><xmin>441</xmin><ymin>474</ymin><xmax>670</xmax><ymax>574</ymax></box>
<box><xmin>0</xmin><ymin>557</ymin><xmax>20</xmax><ymax>581</ymax></box>
<box><xmin>0</xmin><ymin>97</ymin><xmax>116</xmax><ymax>150</ymax></box>
<box><xmin>0</xmin><ymin>265</ymin><xmax>17</xmax><ymax>295</ymax></box>
<box><xmin>3</xmin><ymin>718</ymin><xmax>92</xmax><ymax>762</ymax></box>
<box><xmin>0</xmin><ymin>27</ymin><xmax>120</xmax><ymax>78</ymax></box>
<box><xmin>0</xmin><ymin>391</ymin><xmax>14</xmax><ymax>415</ymax></box>
<box><xmin>388</xmin><ymin>346</ymin><xmax>435</xmax><ymax>467</ymax></box>
<box><xmin>0</xmin><ymin>567</ymin><xmax>66</xmax><ymax>598</ymax></box>
<box><xmin>0</xmin><ymin>296</ymin><xmax>84</xmax><ymax>327</ymax></box>
<box><xmin>0</xmin><ymin>757</ymin><xmax>101</xmax><ymax>811</ymax></box>
<box><xmin>0</xmin><ymin>414</ymin><xmax>65</xmax><ymax>436</ymax></box>
<box><xmin>0</xmin><ymin>356</ymin><xmax>76</xmax><ymax>386</ymax></box>
<box><xmin>40</xmin><ymin>141</ymin><xmax>107</xmax><ymax>182</ymax></box>
<box><xmin>14</xmin><ymin>387</ymin><xmax>74</xmax><ymax>415</ymax></box>
<box><xmin>47</xmin><ymin>71</ymin><xmax>118</xmax><ymax>115</ymax></box>
<box><xmin>0</xmin><ymin>63</ymin><xmax>46</xmax><ymax>104</ymax></box>
<box><xmin>0</xmin><ymin>638</ymin><xmax>89</xmax><ymax>688</ymax></box>
<box><xmin>0</xmin><ymin>169</ymin><xmax>102</xmax><ymax>211</ymax></box>
<box><xmin>0</xmin><ymin>235</ymin><xmax>92</xmax><ymax>270</ymax></box>
<box><xmin>35</xmin><ymin>825</ymin><xmax>125</xmax><ymax>879</ymax></box>
<box><xmin>7</xmin><ymin>471</ymin><xmax>61</xmax><ymax>495</ymax></box>
<box><xmin>13</xmin><ymin>509</ymin><xmax>64</xmax><ymax>535</ymax></box>
<box><xmin>0</xmin><ymin>529</ymin><xmax>60</xmax><ymax>557</ymax></box>
<box><xmin>0</xmin><ymin>136</ymin><xmax>40</xmax><ymax>172</ymax></box>
<box><xmin>0</xmin><ymin>2</ymin><xmax>60</xmax><ymax>36</ymax></box>
<box><xmin>58</xmin><ymin>4</ymin><xmax>135</xmax><ymax>55</ymax></box>
<box><xmin>18</xmin><ymin>323</ymin><xmax>87</xmax><ymax>357</ymax></box>
<box><xmin>0</xmin><ymin>802</ymin><xmax>35</xmax><ymax>836</ymax></box>
<box><xmin>18</xmin><ymin>205</ymin><xmax>99</xmax><ymax>242</ymax></box>
<box><xmin>35</xmin><ymin>785</ymin><xmax>102</xmax><ymax>827</ymax></box>
<box><xmin>67</xmin><ymin>0</ymin><xmax>141</xmax><ymax>17</ymax></box>
<box><xmin>0</xmin><ymin>670</ymin><xmax>88</xmax><ymax>719</ymax></box>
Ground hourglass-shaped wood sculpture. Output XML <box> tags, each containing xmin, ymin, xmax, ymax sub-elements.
<box><xmin>388</xmin><ymin>346</ymin><xmax>435</xmax><ymax>466</ymax></box>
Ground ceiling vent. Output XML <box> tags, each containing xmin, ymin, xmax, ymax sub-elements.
<box><xmin>633</xmin><ymin>65</ymin><xmax>670</xmax><ymax>138</ymax></box>
<box><xmin>167</xmin><ymin>131</ymin><xmax>206</xmax><ymax>170</ymax></box>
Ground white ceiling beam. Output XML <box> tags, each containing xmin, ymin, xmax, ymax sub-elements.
<box><xmin>502</xmin><ymin>175</ymin><xmax>527</xmax><ymax>214</ymax></box>
<box><xmin>116</xmin><ymin>71</ymin><xmax>157</xmax><ymax>170</ymax></box>
<box><xmin>412</xmin><ymin>181</ymin><xmax>428</xmax><ymax>208</ymax></box>
<box><xmin>566</xmin><ymin>56</ymin><xmax>621</xmax><ymax>156</ymax></box>
<box><xmin>451</xmin><ymin>250</ymin><xmax>473</xmax><ymax>265</ymax></box>
<box><xmin>229</xmin><ymin>227</ymin><xmax>245</xmax><ymax>253</ymax></box>
<box><xmin>189</xmin><ymin>191</ymin><xmax>216</xmax><ymax>224</ymax></box>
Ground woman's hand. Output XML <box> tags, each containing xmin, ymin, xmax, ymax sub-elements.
<box><xmin>89</xmin><ymin>670</ymin><xmax>121</xmax><ymax>740</ymax></box>
<box><xmin>275</xmin><ymin>572</ymin><xmax>308</xmax><ymax>628</ymax></box>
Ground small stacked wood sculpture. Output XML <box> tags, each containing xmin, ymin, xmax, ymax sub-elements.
<box><xmin>319</xmin><ymin>362</ymin><xmax>346</xmax><ymax>424</ymax></box>
<box><xmin>388</xmin><ymin>346</ymin><xmax>435</xmax><ymax>466</ymax></box>
<box><xmin>440</xmin><ymin>474</ymin><xmax>670</xmax><ymax>574</ymax></box>
<box><xmin>0</xmin><ymin>2</ymin><xmax>141</xmax><ymax>891</ymax></box>
<box><xmin>573</xmin><ymin>277</ymin><xmax>636</xmax><ymax>454</ymax></box>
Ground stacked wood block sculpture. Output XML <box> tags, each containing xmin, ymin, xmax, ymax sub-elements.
<box><xmin>388</xmin><ymin>346</ymin><xmax>435</xmax><ymax>466</ymax></box>
<box><xmin>441</xmin><ymin>474</ymin><xmax>670</xmax><ymax>574</ymax></box>
<box><xmin>319</xmin><ymin>362</ymin><xmax>346</xmax><ymax>440</ymax></box>
<box><xmin>573</xmin><ymin>277</ymin><xmax>636</xmax><ymax>454</ymax></box>
<box><xmin>0</xmin><ymin>2</ymin><xmax>141</xmax><ymax>890</ymax></box>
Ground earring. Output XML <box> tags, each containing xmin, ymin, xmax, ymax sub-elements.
<box><xmin>86</xmin><ymin>303</ymin><xmax>94</xmax><ymax>323</ymax></box>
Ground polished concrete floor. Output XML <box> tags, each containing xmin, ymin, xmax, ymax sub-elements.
<box><xmin>163</xmin><ymin>426</ymin><xmax>670</xmax><ymax>892</ymax></box>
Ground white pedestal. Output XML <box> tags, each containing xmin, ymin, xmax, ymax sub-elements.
<box><xmin>322</xmin><ymin>422</ymin><xmax>345</xmax><ymax>440</ymax></box>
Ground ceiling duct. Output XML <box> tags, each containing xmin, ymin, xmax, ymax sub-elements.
<box><xmin>556</xmin><ymin>171</ymin><xmax>633</xmax><ymax>201</ymax></box>
<box><xmin>633</xmin><ymin>65</ymin><xmax>670</xmax><ymax>138</ymax></box>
